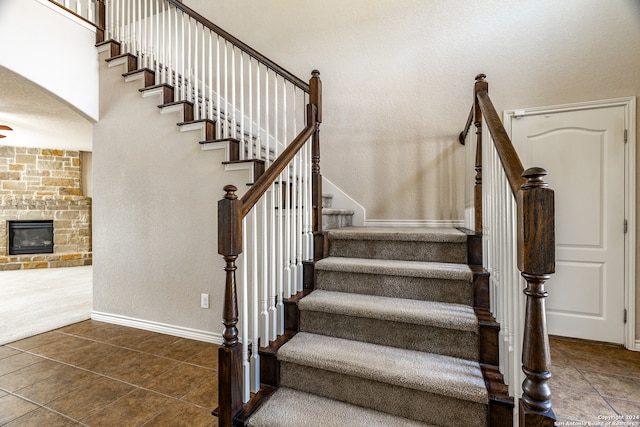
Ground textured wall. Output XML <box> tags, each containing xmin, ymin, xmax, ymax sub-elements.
<box><xmin>92</xmin><ymin>49</ymin><xmax>251</xmax><ymax>337</ymax></box>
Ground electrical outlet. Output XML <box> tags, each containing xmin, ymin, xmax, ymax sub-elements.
<box><xmin>200</xmin><ymin>293</ymin><xmax>209</xmax><ymax>309</ymax></box>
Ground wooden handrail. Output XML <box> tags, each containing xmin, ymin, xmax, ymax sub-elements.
<box><xmin>166</xmin><ymin>0</ymin><xmax>310</xmax><ymax>92</ymax></box>
<box><xmin>241</xmin><ymin>107</ymin><xmax>317</xmax><ymax>217</ymax></box>
<box><xmin>459</xmin><ymin>105</ymin><xmax>473</xmax><ymax>145</ymax></box>
<box><xmin>475</xmin><ymin>90</ymin><xmax>525</xmax><ymax>195</ymax></box>
<box><xmin>464</xmin><ymin>74</ymin><xmax>556</xmax><ymax>427</ymax></box>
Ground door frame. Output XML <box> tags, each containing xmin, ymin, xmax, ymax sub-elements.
<box><xmin>503</xmin><ymin>97</ymin><xmax>637</xmax><ymax>351</ymax></box>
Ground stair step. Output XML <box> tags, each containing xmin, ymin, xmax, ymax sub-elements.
<box><xmin>322</xmin><ymin>193</ymin><xmax>333</xmax><ymax>208</ymax></box>
<box><xmin>328</xmin><ymin>227</ymin><xmax>467</xmax><ymax>263</ymax></box>
<box><xmin>316</xmin><ymin>257</ymin><xmax>474</xmax><ymax>305</ymax></box>
<box><xmin>248</xmin><ymin>387</ymin><xmax>437</xmax><ymax>427</ymax></box>
<box><xmin>299</xmin><ymin>290</ymin><xmax>479</xmax><ymax>359</ymax></box>
<box><xmin>322</xmin><ymin>207</ymin><xmax>354</xmax><ymax>230</ymax></box>
<box><xmin>199</xmin><ymin>138</ymin><xmax>241</xmax><ymax>161</ymax></box>
<box><xmin>222</xmin><ymin>159</ymin><xmax>265</xmax><ymax>183</ymax></box>
<box><xmin>278</xmin><ymin>332</ymin><xmax>488</xmax><ymax>426</ymax></box>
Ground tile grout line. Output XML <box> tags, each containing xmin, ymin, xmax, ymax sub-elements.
<box><xmin>2</xmin><ymin>341</ymin><xmax>219</xmax><ymax>423</ymax></box>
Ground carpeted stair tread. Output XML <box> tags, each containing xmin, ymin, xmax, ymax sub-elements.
<box><xmin>328</xmin><ymin>226</ymin><xmax>467</xmax><ymax>242</ymax></box>
<box><xmin>328</xmin><ymin>227</ymin><xmax>467</xmax><ymax>263</ymax></box>
<box><xmin>248</xmin><ymin>387</ymin><xmax>436</xmax><ymax>427</ymax></box>
<box><xmin>278</xmin><ymin>332</ymin><xmax>488</xmax><ymax>404</ymax></box>
<box><xmin>316</xmin><ymin>256</ymin><xmax>472</xmax><ymax>280</ymax></box>
<box><xmin>299</xmin><ymin>290</ymin><xmax>477</xmax><ymax>332</ymax></box>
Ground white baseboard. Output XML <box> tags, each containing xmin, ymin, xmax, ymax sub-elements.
<box><xmin>635</xmin><ymin>340</ymin><xmax>640</xmax><ymax>352</ymax></box>
<box><xmin>91</xmin><ymin>311</ymin><xmax>223</xmax><ymax>345</ymax></box>
<box><xmin>363</xmin><ymin>219</ymin><xmax>464</xmax><ymax>228</ymax></box>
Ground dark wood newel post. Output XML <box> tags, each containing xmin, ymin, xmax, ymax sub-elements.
<box><xmin>473</xmin><ymin>74</ymin><xmax>487</xmax><ymax>234</ymax></box>
<box><xmin>309</xmin><ymin>70</ymin><xmax>324</xmax><ymax>259</ymax></box>
<box><xmin>217</xmin><ymin>185</ymin><xmax>243</xmax><ymax>427</ymax></box>
<box><xmin>517</xmin><ymin>167</ymin><xmax>556</xmax><ymax>427</ymax></box>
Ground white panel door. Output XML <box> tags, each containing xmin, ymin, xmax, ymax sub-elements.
<box><xmin>511</xmin><ymin>106</ymin><xmax>626</xmax><ymax>344</ymax></box>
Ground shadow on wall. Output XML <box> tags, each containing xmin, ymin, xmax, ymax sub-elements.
<box><xmin>371</xmin><ymin>134</ymin><xmax>463</xmax><ymax>222</ymax></box>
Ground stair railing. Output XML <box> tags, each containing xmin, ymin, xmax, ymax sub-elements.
<box><xmin>102</xmin><ymin>0</ymin><xmax>310</xmax><ymax>163</ymax></box>
<box><xmin>48</xmin><ymin>0</ymin><xmax>100</xmax><ymax>25</ymax></box>
<box><xmin>460</xmin><ymin>74</ymin><xmax>556</xmax><ymax>427</ymax></box>
<box><xmin>218</xmin><ymin>71</ymin><xmax>321</xmax><ymax>426</ymax></box>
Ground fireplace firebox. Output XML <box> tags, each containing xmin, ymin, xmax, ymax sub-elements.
<box><xmin>8</xmin><ymin>220</ymin><xmax>54</xmax><ymax>255</ymax></box>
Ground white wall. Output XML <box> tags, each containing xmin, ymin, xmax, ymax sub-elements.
<box><xmin>92</xmin><ymin>51</ymin><xmax>251</xmax><ymax>340</ymax></box>
<box><xmin>0</xmin><ymin>0</ymin><xmax>99</xmax><ymax>121</ymax></box>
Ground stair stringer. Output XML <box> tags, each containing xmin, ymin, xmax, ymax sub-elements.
<box><xmin>97</xmin><ymin>41</ymin><xmax>268</xmax><ymax>185</ymax></box>
<box><xmin>461</xmin><ymin>227</ymin><xmax>515</xmax><ymax>426</ymax></box>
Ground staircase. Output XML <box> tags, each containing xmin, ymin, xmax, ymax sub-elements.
<box><xmin>247</xmin><ymin>227</ymin><xmax>511</xmax><ymax>426</ymax></box>
<box><xmin>65</xmin><ymin>1</ymin><xmax>555</xmax><ymax>425</ymax></box>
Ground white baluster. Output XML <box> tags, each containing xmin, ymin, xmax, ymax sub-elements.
<box><xmin>304</xmin><ymin>127</ymin><xmax>312</xmax><ymax>262</ymax></box>
<box><xmin>207</xmin><ymin>31</ymin><xmax>213</xmax><ymax>121</ymax></box>
<box><xmin>134</xmin><ymin>0</ymin><xmax>140</xmax><ymax>58</ymax></box>
<box><xmin>87</xmin><ymin>0</ymin><xmax>94</xmax><ymax>25</ymax></box>
<box><xmin>125</xmin><ymin>0</ymin><xmax>131</xmax><ymax>54</ymax></box>
<box><xmin>223</xmin><ymin>40</ymin><xmax>228</xmax><ymax>137</ymax></box>
<box><xmin>201</xmin><ymin>28</ymin><xmax>205</xmax><ymax>118</ymax></box>
<box><xmin>167</xmin><ymin>4</ymin><xmax>173</xmax><ymax>87</ymax></box>
<box><xmin>282</xmin><ymin>79</ymin><xmax>292</xmax><ymax>299</ymax></box>
<box><xmin>231</xmin><ymin>46</ymin><xmax>236</xmax><ymax>140</ymax></box>
<box><xmin>255</xmin><ymin>64</ymin><xmax>260</xmax><ymax>162</ymax></box>
<box><xmin>215</xmin><ymin>35</ymin><xmax>221</xmax><ymax>136</ymax></box>
<box><xmin>239</xmin><ymin>53</ymin><xmax>244</xmax><ymax>159</ymax></box>
<box><xmin>273</xmin><ymin>77</ymin><xmax>283</xmax><ymax>333</ymax></box>
<box><xmin>250</xmin><ymin>207</ymin><xmax>260</xmax><ymax>393</ymax></box>
<box><xmin>241</xmin><ymin>217</ymin><xmax>250</xmax><ymax>402</ymax></box>
<box><xmin>261</xmin><ymin>195</ymin><xmax>272</xmax><ymax>344</ymax></box>
<box><xmin>75</xmin><ymin>0</ymin><xmax>81</xmax><ymax>16</ymax></box>
<box><xmin>266</xmin><ymin>76</ymin><xmax>277</xmax><ymax>341</ymax></box>
<box><xmin>186</xmin><ymin>17</ymin><xmax>192</xmax><ymax>103</ymax></box>
<box><xmin>193</xmin><ymin>22</ymin><xmax>199</xmax><ymax>119</ymax></box>
<box><xmin>161</xmin><ymin>1</ymin><xmax>166</xmax><ymax>84</ymax></box>
<box><xmin>114</xmin><ymin>0</ymin><xmax>120</xmax><ymax>44</ymax></box>
<box><xmin>297</xmin><ymin>158</ymin><xmax>304</xmax><ymax>292</ymax></box>
<box><xmin>247</xmin><ymin>58</ymin><xmax>253</xmax><ymax>158</ymax></box>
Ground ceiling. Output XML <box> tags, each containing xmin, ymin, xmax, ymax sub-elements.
<box><xmin>0</xmin><ymin>65</ymin><xmax>94</xmax><ymax>151</ymax></box>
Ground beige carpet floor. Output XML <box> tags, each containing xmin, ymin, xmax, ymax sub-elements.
<box><xmin>0</xmin><ymin>266</ymin><xmax>92</xmax><ymax>345</ymax></box>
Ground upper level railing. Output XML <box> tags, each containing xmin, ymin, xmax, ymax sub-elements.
<box><xmin>460</xmin><ymin>74</ymin><xmax>556</xmax><ymax>427</ymax></box>
<box><xmin>102</xmin><ymin>0</ymin><xmax>310</xmax><ymax>163</ymax></box>
<box><xmin>49</xmin><ymin>0</ymin><xmax>103</xmax><ymax>28</ymax></box>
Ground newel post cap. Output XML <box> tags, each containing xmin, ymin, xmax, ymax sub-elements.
<box><xmin>517</xmin><ymin>167</ymin><xmax>555</xmax><ymax>275</ymax></box>
<box><xmin>218</xmin><ymin>185</ymin><xmax>243</xmax><ymax>256</ymax></box>
<box><xmin>521</xmin><ymin>167</ymin><xmax>549</xmax><ymax>190</ymax></box>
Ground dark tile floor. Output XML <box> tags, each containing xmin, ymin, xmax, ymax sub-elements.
<box><xmin>550</xmin><ymin>336</ymin><xmax>640</xmax><ymax>426</ymax></box>
<box><xmin>1</xmin><ymin>321</ymin><xmax>639</xmax><ymax>426</ymax></box>
<box><xmin>0</xmin><ymin>320</ymin><xmax>218</xmax><ymax>426</ymax></box>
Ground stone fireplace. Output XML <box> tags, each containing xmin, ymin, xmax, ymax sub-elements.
<box><xmin>0</xmin><ymin>146</ymin><xmax>92</xmax><ymax>270</ymax></box>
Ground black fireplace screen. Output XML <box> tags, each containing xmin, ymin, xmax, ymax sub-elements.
<box><xmin>8</xmin><ymin>220</ymin><xmax>54</xmax><ymax>255</ymax></box>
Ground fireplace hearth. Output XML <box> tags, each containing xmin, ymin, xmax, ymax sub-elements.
<box><xmin>8</xmin><ymin>220</ymin><xmax>54</xmax><ymax>255</ymax></box>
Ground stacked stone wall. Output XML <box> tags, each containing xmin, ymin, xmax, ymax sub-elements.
<box><xmin>0</xmin><ymin>146</ymin><xmax>92</xmax><ymax>270</ymax></box>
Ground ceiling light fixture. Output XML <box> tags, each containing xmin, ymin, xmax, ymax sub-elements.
<box><xmin>0</xmin><ymin>125</ymin><xmax>13</xmax><ymax>138</ymax></box>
